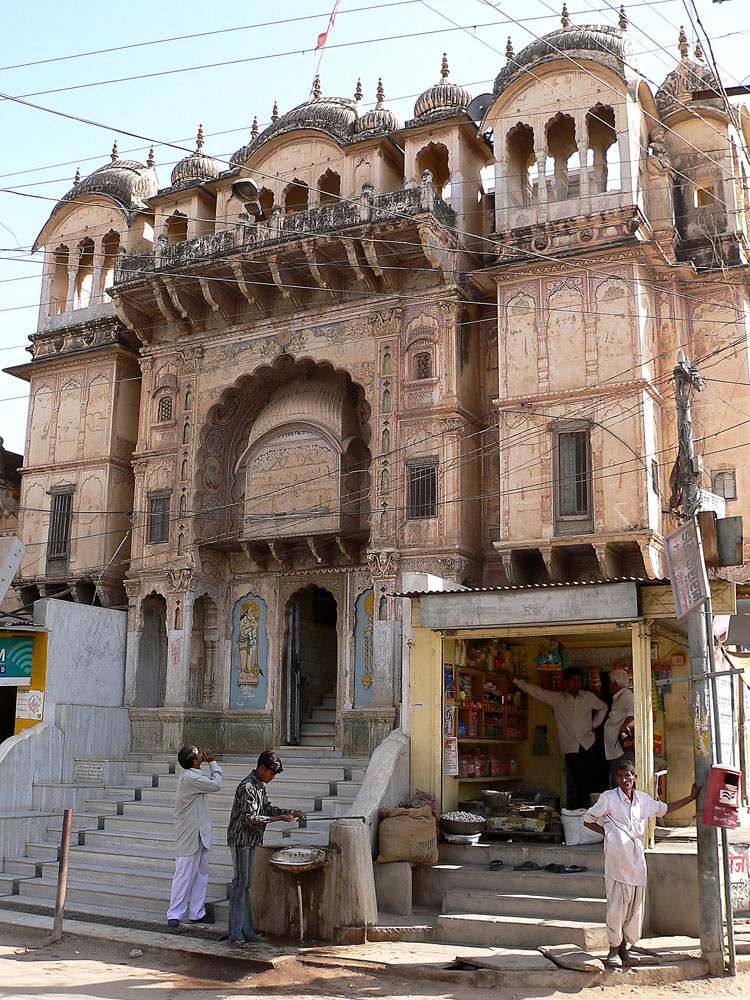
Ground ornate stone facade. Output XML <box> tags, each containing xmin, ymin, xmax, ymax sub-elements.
<box><xmin>8</xmin><ymin>24</ymin><xmax>750</xmax><ymax>753</ymax></box>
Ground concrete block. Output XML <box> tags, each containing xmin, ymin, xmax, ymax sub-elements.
<box><xmin>375</xmin><ymin>861</ymin><xmax>413</xmax><ymax>917</ymax></box>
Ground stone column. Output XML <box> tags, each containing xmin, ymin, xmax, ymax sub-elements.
<box><xmin>577</xmin><ymin>139</ymin><xmax>590</xmax><ymax>214</ymax></box>
<box><xmin>164</xmin><ymin>583</ymin><xmax>196</xmax><ymax>707</ymax></box>
<box><xmin>123</xmin><ymin>581</ymin><xmax>142</xmax><ymax>707</ymax></box>
<box><xmin>496</xmin><ymin>160</ymin><xmax>508</xmax><ymax>232</ymax></box>
<box><xmin>92</xmin><ymin>261</ymin><xmax>102</xmax><ymax>304</ymax></box>
<box><xmin>38</xmin><ymin>270</ymin><xmax>53</xmax><ymax>327</ymax></box>
<box><xmin>66</xmin><ymin>267</ymin><xmax>76</xmax><ymax>311</ymax></box>
<box><xmin>366</xmin><ymin>550</ymin><xmax>401</xmax><ymax>709</ymax></box>
<box><xmin>535</xmin><ymin>150</ymin><xmax>548</xmax><ymax>221</ymax></box>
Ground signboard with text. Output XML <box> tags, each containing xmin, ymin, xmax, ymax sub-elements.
<box><xmin>0</xmin><ymin>635</ymin><xmax>34</xmax><ymax>687</ymax></box>
<box><xmin>664</xmin><ymin>519</ymin><xmax>710</xmax><ymax>619</ymax></box>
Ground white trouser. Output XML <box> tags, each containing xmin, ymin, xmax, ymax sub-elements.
<box><xmin>167</xmin><ymin>844</ymin><xmax>209</xmax><ymax>921</ymax></box>
<box><xmin>605</xmin><ymin>877</ymin><xmax>646</xmax><ymax>947</ymax></box>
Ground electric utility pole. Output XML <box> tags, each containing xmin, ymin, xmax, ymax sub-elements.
<box><xmin>673</xmin><ymin>351</ymin><xmax>724</xmax><ymax>975</ymax></box>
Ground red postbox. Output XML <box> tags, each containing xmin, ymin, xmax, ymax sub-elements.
<box><xmin>702</xmin><ymin>764</ymin><xmax>742</xmax><ymax>829</ymax></box>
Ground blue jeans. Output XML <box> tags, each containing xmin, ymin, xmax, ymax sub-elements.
<box><xmin>228</xmin><ymin>844</ymin><xmax>256</xmax><ymax>942</ymax></box>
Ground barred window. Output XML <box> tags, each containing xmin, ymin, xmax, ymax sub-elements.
<box><xmin>48</xmin><ymin>488</ymin><xmax>74</xmax><ymax>560</ymax></box>
<box><xmin>414</xmin><ymin>352</ymin><xmax>433</xmax><ymax>380</ymax></box>
<box><xmin>407</xmin><ymin>458</ymin><xmax>438</xmax><ymax>519</ymax></box>
<box><xmin>557</xmin><ymin>431</ymin><xmax>590</xmax><ymax>517</ymax></box>
<box><xmin>147</xmin><ymin>492</ymin><xmax>171</xmax><ymax>544</ymax></box>
<box><xmin>712</xmin><ymin>469</ymin><xmax>737</xmax><ymax>501</ymax></box>
<box><xmin>157</xmin><ymin>395</ymin><xmax>173</xmax><ymax>423</ymax></box>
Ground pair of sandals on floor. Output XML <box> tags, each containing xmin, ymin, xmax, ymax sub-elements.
<box><xmin>488</xmin><ymin>859</ymin><xmax>587</xmax><ymax>873</ymax></box>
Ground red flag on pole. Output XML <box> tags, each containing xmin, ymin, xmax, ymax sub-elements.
<box><xmin>316</xmin><ymin>0</ymin><xmax>341</xmax><ymax>50</ymax></box>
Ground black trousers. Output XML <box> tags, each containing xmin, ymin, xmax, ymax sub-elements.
<box><xmin>564</xmin><ymin>744</ymin><xmax>598</xmax><ymax>809</ymax></box>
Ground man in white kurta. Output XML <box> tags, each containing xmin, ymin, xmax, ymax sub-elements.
<box><xmin>584</xmin><ymin>761</ymin><xmax>700</xmax><ymax>965</ymax></box>
<box><xmin>603</xmin><ymin>669</ymin><xmax>635</xmax><ymax>784</ymax></box>
<box><xmin>167</xmin><ymin>745</ymin><xmax>223</xmax><ymax>927</ymax></box>
<box><xmin>516</xmin><ymin>668</ymin><xmax>607</xmax><ymax>808</ymax></box>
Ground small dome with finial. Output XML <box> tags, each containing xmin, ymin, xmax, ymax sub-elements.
<box><xmin>354</xmin><ymin>78</ymin><xmax>363</xmax><ymax>103</ymax></box>
<box><xmin>110</xmin><ymin>140</ymin><xmax>119</xmax><ymax>163</ymax></box>
<box><xmin>251</xmin><ymin>117</ymin><xmax>259</xmax><ymax>140</ymax></box>
<box><xmin>73</xmin><ymin>167</ymin><xmax>81</xmax><ymax>186</ymax></box>
<box><xmin>561</xmin><ymin>4</ymin><xmax>570</xmax><ymax>28</ymax></box>
<box><xmin>170</xmin><ymin>125</ymin><xmax>221</xmax><ymax>188</ymax></box>
<box><xmin>146</xmin><ymin>146</ymin><xmax>155</xmax><ymax>168</ymax></box>
<box><xmin>411</xmin><ymin>53</ymin><xmax>472</xmax><ymax>124</ymax></box>
<box><xmin>354</xmin><ymin>78</ymin><xmax>402</xmax><ymax>134</ymax></box>
<box><xmin>655</xmin><ymin>26</ymin><xmax>731</xmax><ymax>123</ymax></box>
<box><xmin>505</xmin><ymin>37</ymin><xmax>514</xmax><ymax>62</ymax></box>
<box><xmin>619</xmin><ymin>5</ymin><xmax>627</xmax><ymax>30</ymax></box>
<box><xmin>230</xmin><ymin>85</ymin><xmax>360</xmax><ymax>167</ymax></box>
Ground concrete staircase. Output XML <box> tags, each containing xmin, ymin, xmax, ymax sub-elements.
<box><xmin>413</xmin><ymin>841</ymin><xmax>608</xmax><ymax>951</ymax></box>
<box><xmin>0</xmin><ymin>746</ymin><xmax>367</xmax><ymax>931</ymax></box>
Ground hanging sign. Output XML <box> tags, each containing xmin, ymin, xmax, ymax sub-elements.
<box><xmin>0</xmin><ymin>635</ymin><xmax>33</xmax><ymax>686</ymax></box>
<box><xmin>664</xmin><ymin>519</ymin><xmax>710</xmax><ymax>619</ymax></box>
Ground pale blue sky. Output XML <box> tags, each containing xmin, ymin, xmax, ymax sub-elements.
<box><xmin>0</xmin><ymin>0</ymin><xmax>746</xmax><ymax>453</ymax></box>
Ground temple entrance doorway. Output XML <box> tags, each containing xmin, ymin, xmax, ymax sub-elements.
<box><xmin>283</xmin><ymin>586</ymin><xmax>338</xmax><ymax>746</ymax></box>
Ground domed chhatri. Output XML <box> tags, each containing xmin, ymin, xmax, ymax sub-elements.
<box><xmin>354</xmin><ymin>79</ymin><xmax>403</xmax><ymax>135</ymax></box>
<box><xmin>655</xmin><ymin>26</ymin><xmax>729</xmax><ymax>124</ymax></box>
<box><xmin>411</xmin><ymin>54</ymin><xmax>472</xmax><ymax>123</ymax></box>
<box><xmin>170</xmin><ymin>125</ymin><xmax>221</xmax><ymax>188</ymax></box>
<box><xmin>493</xmin><ymin>23</ymin><xmax>638</xmax><ymax>98</ymax></box>
<box><xmin>230</xmin><ymin>83</ymin><xmax>360</xmax><ymax>167</ymax></box>
<box><xmin>53</xmin><ymin>142</ymin><xmax>158</xmax><ymax>217</ymax></box>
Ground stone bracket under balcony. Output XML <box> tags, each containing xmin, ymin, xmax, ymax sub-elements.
<box><xmin>109</xmin><ymin>181</ymin><xmax>465</xmax><ymax>344</ymax></box>
<box><xmin>492</xmin><ymin>529</ymin><xmax>665</xmax><ymax>586</ymax></box>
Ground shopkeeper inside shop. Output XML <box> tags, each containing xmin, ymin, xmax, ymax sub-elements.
<box><xmin>514</xmin><ymin>667</ymin><xmax>607</xmax><ymax>809</ymax></box>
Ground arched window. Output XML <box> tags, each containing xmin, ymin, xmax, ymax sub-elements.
<box><xmin>586</xmin><ymin>105</ymin><xmax>617</xmax><ymax>194</ymax></box>
<box><xmin>414</xmin><ymin>352</ymin><xmax>433</xmax><ymax>380</ymax></box>
<box><xmin>318</xmin><ymin>169</ymin><xmax>341</xmax><ymax>207</ymax></box>
<box><xmin>379</xmin><ymin>595</ymin><xmax>388</xmax><ymax>620</ymax></box>
<box><xmin>99</xmin><ymin>231</ymin><xmax>120</xmax><ymax>298</ymax></box>
<box><xmin>157</xmin><ymin>395</ymin><xmax>173</xmax><ymax>423</ymax></box>
<box><xmin>73</xmin><ymin>238</ymin><xmax>95</xmax><ymax>310</ymax></box>
<box><xmin>49</xmin><ymin>245</ymin><xmax>69</xmax><ymax>316</ymax></box>
<box><xmin>545</xmin><ymin>113</ymin><xmax>577</xmax><ymax>202</ymax></box>
<box><xmin>284</xmin><ymin>179</ymin><xmax>308</xmax><ymax>214</ymax></box>
<box><xmin>416</xmin><ymin>143</ymin><xmax>450</xmax><ymax>196</ymax></box>
<box><xmin>182</xmin><ymin>421</ymin><xmax>191</xmax><ymax>444</ymax></box>
<box><xmin>252</xmin><ymin>187</ymin><xmax>274</xmax><ymax>221</ymax></box>
<box><xmin>506</xmin><ymin>123</ymin><xmax>535</xmax><ymax>210</ymax></box>
<box><xmin>166</xmin><ymin>211</ymin><xmax>188</xmax><ymax>244</ymax></box>
<box><xmin>184</xmin><ymin>386</ymin><xmax>193</xmax><ymax>410</ymax></box>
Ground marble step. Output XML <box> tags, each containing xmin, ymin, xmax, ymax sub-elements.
<box><xmin>438</xmin><ymin>842</ymin><xmax>605</xmax><ymax>871</ymax></box>
<box><xmin>414</xmin><ymin>863</ymin><xmax>605</xmax><ymax>907</ymax></box>
<box><xmin>36</xmin><ymin>859</ymin><xmax>229</xmax><ymax>896</ymax></box>
<box><xmin>18</xmin><ymin>874</ymin><xmax>227</xmax><ymax>916</ymax></box>
<box><xmin>436</xmin><ymin>912</ymin><xmax>609</xmax><ymax>950</ymax></box>
<box><xmin>442</xmin><ymin>886</ymin><xmax>608</xmax><ymax>921</ymax></box>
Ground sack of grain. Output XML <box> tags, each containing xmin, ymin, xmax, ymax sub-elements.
<box><xmin>561</xmin><ymin>808</ymin><xmax>603</xmax><ymax>845</ymax></box>
<box><xmin>376</xmin><ymin>805</ymin><xmax>439</xmax><ymax>864</ymax></box>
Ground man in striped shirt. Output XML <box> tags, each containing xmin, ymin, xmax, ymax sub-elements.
<box><xmin>226</xmin><ymin>749</ymin><xmax>304</xmax><ymax>946</ymax></box>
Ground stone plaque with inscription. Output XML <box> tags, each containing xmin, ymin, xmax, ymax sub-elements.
<box><xmin>73</xmin><ymin>760</ymin><xmax>106</xmax><ymax>784</ymax></box>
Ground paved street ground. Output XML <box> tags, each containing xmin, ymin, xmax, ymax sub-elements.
<box><xmin>2</xmin><ymin>927</ymin><xmax>750</xmax><ymax>1000</ymax></box>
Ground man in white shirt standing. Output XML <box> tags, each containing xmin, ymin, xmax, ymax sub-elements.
<box><xmin>584</xmin><ymin>760</ymin><xmax>700</xmax><ymax>966</ymax></box>
<box><xmin>515</xmin><ymin>667</ymin><xmax>607</xmax><ymax>808</ymax></box>
<box><xmin>603</xmin><ymin>669</ymin><xmax>635</xmax><ymax>785</ymax></box>
<box><xmin>167</xmin><ymin>745</ymin><xmax>223</xmax><ymax>929</ymax></box>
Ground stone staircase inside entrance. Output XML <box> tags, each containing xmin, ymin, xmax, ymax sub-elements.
<box><xmin>0</xmin><ymin>745</ymin><xmax>368</xmax><ymax>930</ymax></box>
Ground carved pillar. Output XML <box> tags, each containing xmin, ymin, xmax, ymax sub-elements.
<box><xmin>38</xmin><ymin>270</ymin><xmax>53</xmax><ymax>326</ymax></box>
<box><xmin>535</xmin><ymin>150</ymin><xmax>548</xmax><ymax>221</ymax></box>
<box><xmin>66</xmin><ymin>267</ymin><xmax>76</xmax><ymax>311</ymax></box>
<box><xmin>537</xmin><ymin>315</ymin><xmax>549</xmax><ymax>393</ymax></box>
<box><xmin>577</xmin><ymin>139</ymin><xmax>590</xmax><ymax>214</ymax></box>
<box><xmin>123</xmin><ymin>580</ymin><xmax>142</xmax><ymax>706</ymax></box>
<box><xmin>92</xmin><ymin>261</ymin><xmax>103</xmax><ymax>304</ymax></box>
<box><xmin>584</xmin><ymin>313</ymin><xmax>598</xmax><ymax>385</ymax></box>
<box><xmin>496</xmin><ymin>159</ymin><xmax>508</xmax><ymax>231</ymax></box>
<box><xmin>164</xmin><ymin>572</ymin><xmax>196</xmax><ymax>707</ymax></box>
<box><xmin>367</xmin><ymin>549</ymin><xmax>401</xmax><ymax>709</ymax></box>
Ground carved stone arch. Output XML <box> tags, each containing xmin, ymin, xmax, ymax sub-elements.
<box><xmin>194</xmin><ymin>353</ymin><xmax>372</xmax><ymax>547</ymax></box>
<box><xmin>415</xmin><ymin>142</ymin><xmax>450</xmax><ymax>193</ymax></box>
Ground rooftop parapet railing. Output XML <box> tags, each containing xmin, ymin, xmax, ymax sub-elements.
<box><xmin>113</xmin><ymin>176</ymin><xmax>455</xmax><ymax>285</ymax></box>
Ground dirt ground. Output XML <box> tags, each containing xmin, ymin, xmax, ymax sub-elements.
<box><xmin>1</xmin><ymin>928</ymin><xmax>749</xmax><ymax>1000</ymax></box>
